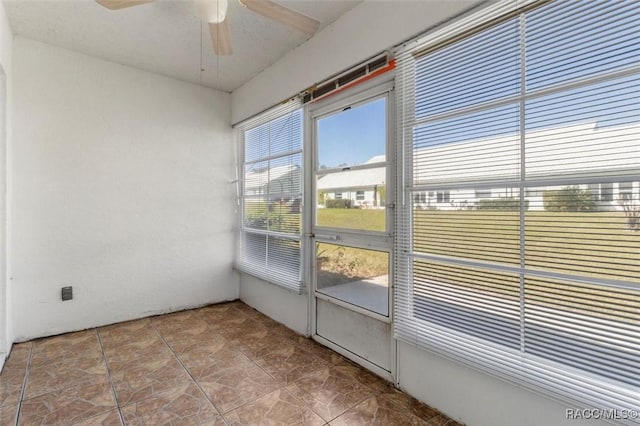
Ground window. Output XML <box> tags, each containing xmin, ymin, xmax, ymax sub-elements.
<box><xmin>618</xmin><ymin>182</ymin><xmax>633</xmax><ymax>201</ymax></box>
<box><xmin>236</xmin><ymin>102</ymin><xmax>303</xmax><ymax>292</ymax></box>
<box><xmin>600</xmin><ymin>183</ymin><xmax>614</xmax><ymax>202</ymax></box>
<box><xmin>334</xmin><ymin>192</ymin><xmax>342</xmax><ymax>200</ymax></box>
<box><xmin>436</xmin><ymin>190</ymin><xmax>450</xmax><ymax>203</ymax></box>
<box><xmin>396</xmin><ymin>0</ymin><xmax>638</xmax><ymax>415</ymax></box>
<box><xmin>474</xmin><ymin>189</ymin><xmax>491</xmax><ymax>199</ymax></box>
<box><xmin>525</xmin><ymin>189</ymin><xmax>541</xmax><ymax>198</ymax></box>
<box><xmin>356</xmin><ymin>190</ymin><xmax>365</xmax><ymax>201</ymax></box>
<box><xmin>587</xmin><ymin>183</ymin><xmax>600</xmax><ymax>200</ymax></box>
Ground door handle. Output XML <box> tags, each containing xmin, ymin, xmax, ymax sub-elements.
<box><xmin>314</xmin><ymin>234</ymin><xmax>340</xmax><ymax>241</ymax></box>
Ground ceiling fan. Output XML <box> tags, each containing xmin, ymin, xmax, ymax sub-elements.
<box><xmin>95</xmin><ymin>0</ymin><xmax>320</xmax><ymax>56</ymax></box>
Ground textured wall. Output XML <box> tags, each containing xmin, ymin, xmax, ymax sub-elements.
<box><xmin>231</xmin><ymin>0</ymin><xmax>480</xmax><ymax>123</ymax></box>
<box><xmin>0</xmin><ymin>0</ymin><xmax>12</xmax><ymax>369</ymax></box>
<box><xmin>11</xmin><ymin>37</ymin><xmax>238</xmax><ymax>341</ymax></box>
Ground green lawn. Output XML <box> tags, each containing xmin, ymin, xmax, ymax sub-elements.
<box><xmin>316</xmin><ymin>208</ymin><xmax>386</xmax><ymax>232</ymax></box>
<box><xmin>413</xmin><ymin>210</ymin><xmax>640</xmax><ymax>283</ymax></box>
<box><xmin>315</xmin><ymin>207</ymin><xmax>639</xmax><ymax>322</ymax></box>
<box><xmin>316</xmin><ymin>208</ymin><xmax>387</xmax><ymax>282</ymax></box>
<box><xmin>315</xmin><ymin>208</ymin><xmax>640</xmax><ymax>282</ymax></box>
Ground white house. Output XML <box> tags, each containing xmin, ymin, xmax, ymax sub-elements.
<box><xmin>312</xmin><ymin>123</ymin><xmax>639</xmax><ymax>211</ymax></box>
<box><xmin>316</xmin><ymin>155</ymin><xmax>386</xmax><ymax>208</ymax></box>
<box><xmin>413</xmin><ymin>122</ymin><xmax>640</xmax><ymax>211</ymax></box>
<box><xmin>244</xmin><ymin>163</ymin><xmax>301</xmax><ymax>200</ymax></box>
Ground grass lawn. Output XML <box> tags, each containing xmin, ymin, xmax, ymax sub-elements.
<box><xmin>316</xmin><ymin>208</ymin><xmax>386</xmax><ymax>232</ymax></box>
<box><xmin>316</xmin><ymin>207</ymin><xmax>639</xmax><ymax>322</ymax></box>
<box><xmin>316</xmin><ymin>208</ymin><xmax>388</xmax><ymax>281</ymax></box>
<box><xmin>414</xmin><ymin>210</ymin><xmax>640</xmax><ymax>282</ymax></box>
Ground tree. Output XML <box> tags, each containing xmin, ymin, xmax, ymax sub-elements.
<box><xmin>318</xmin><ymin>190</ymin><xmax>327</xmax><ymax>206</ymax></box>
<box><xmin>378</xmin><ymin>185</ymin><xmax>386</xmax><ymax>206</ymax></box>
<box><xmin>618</xmin><ymin>195</ymin><xmax>640</xmax><ymax>231</ymax></box>
<box><xmin>543</xmin><ymin>186</ymin><xmax>596</xmax><ymax>212</ymax></box>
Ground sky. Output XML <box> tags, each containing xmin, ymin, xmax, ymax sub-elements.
<box><xmin>317</xmin><ymin>97</ymin><xmax>386</xmax><ymax>169</ymax></box>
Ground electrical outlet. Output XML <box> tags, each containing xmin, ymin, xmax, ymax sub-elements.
<box><xmin>61</xmin><ymin>286</ymin><xmax>73</xmax><ymax>301</ymax></box>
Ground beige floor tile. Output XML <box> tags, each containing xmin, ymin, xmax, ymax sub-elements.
<box><xmin>98</xmin><ymin>318</ymin><xmax>152</xmax><ymax>336</ymax></box>
<box><xmin>0</xmin><ymin>302</ymin><xmax>457</xmax><ymax>426</ymax></box>
<box><xmin>24</xmin><ymin>354</ymin><xmax>109</xmax><ymax>400</ymax></box>
<box><xmin>120</xmin><ymin>383</ymin><xmax>223</xmax><ymax>426</ymax></box>
<box><xmin>217</xmin><ymin>321</ymin><xmax>271</xmax><ymax>344</ymax></box>
<box><xmin>224</xmin><ymin>388</ymin><xmax>324</xmax><ymax>426</ymax></box>
<box><xmin>110</xmin><ymin>356</ymin><xmax>192</xmax><ymax>406</ymax></box>
<box><xmin>0</xmin><ymin>404</ymin><xmax>18</xmax><ymax>426</ymax></box>
<box><xmin>236</xmin><ymin>331</ymin><xmax>296</xmax><ymax>360</ymax></box>
<box><xmin>98</xmin><ymin>320</ymin><xmax>158</xmax><ymax>349</ymax></box>
<box><xmin>177</xmin><ymin>341</ymin><xmax>250</xmax><ymax>380</ymax></box>
<box><xmin>330</xmin><ymin>393</ymin><xmax>438</xmax><ymax>426</ymax></box>
<box><xmin>193</xmin><ymin>303</ymin><xmax>237</xmax><ymax>322</ymax></box>
<box><xmin>229</xmin><ymin>301</ymin><xmax>269</xmax><ymax>321</ymax></box>
<box><xmin>71</xmin><ymin>409</ymin><xmax>123</xmax><ymax>426</ymax></box>
<box><xmin>427</xmin><ymin>414</ymin><xmax>456</xmax><ymax>426</ymax></box>
<box><xmin>206</xmin><ymin>315</ymin><xmax>255</xmax><ymax>334</ymax></box>
<box><xmin>1</xmin><ymin>344</ymin><xmax>31</xmax><ymax>408</ymax></box>
<box><xmin>18</xmin><ymin>381</ymin><xmax>116</xmax><ymax>426</ymax></box>
<box><xmin>376</xmin><ymin>386</ymin><xmax>441</xmax><ymax>421</ymax></box>
<box><xmin>286</xmin><ymin>336</ymin><xmax>351</xmax><ymax>366</ymax></box>
<box><xmin>150</xmin><ymin>310</ymin><xmax>207</xmax><ymax>335</ymax></box>
<box><xmin>3</xmin><ymin>344</ymin><xmax>30</xmax><ymax>366</ymax></box>
<box><xmin>253</xmin><ymin>344</ymin><xmax>328</xmax><ymax>385</ymax></box>
<box><xmin>103</xmin><ymin>338</ymin><xmax>170</xmax><ymax>365</ymax></box>
<box><xmin>159</xmin><ymin>323</ymin><xmax>222</xmax><ymax>355</ymax></box>
<box><xmin>0</xmin><ymin>369</ymin><xmax>26</xmax><ymax>408</ymax></box>
<box><xmin>31</xmin><ymin>331</ymin><xmax>102</xmax><ymax>366</ymax></box>
<box><xmin>286</xmin><ymin>365</ymin><xmax>377</xmax><ymax>422</ymax></box>
<box><xmin>196</xmin><ymin>358</ymin><xmax>281</xmax><ymax>413</ymax></box>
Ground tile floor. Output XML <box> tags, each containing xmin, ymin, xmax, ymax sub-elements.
<box><xmin>0</xmin><ymin>301</ymin><xmax>460</xmax><ymax>425</ymax></box>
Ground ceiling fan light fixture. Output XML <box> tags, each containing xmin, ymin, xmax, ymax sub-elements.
<box><xmin>196</xmin><ymin>0</ymin><xmax>228</xmax><ymax>23</ymax></box>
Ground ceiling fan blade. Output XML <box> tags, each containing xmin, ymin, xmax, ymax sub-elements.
<box><xmin>209</xmin><ymin>20</ymin><xmax>233</xmax><ymax>56</ymax></box>
<box><xmin>239</xmin><ymin>0</ymin><xmax>320</xmax><ymax>36</ymax></box>
<box><xmin>96</xmin><ymin>0</ymin><xmax>153</xmax><ymax>10</ymax></box>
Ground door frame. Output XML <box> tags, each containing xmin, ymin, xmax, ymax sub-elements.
<box><xmin>304</xmin><ymin>75</ymin><xmax>396</xmax><ymax>381</ymax></box>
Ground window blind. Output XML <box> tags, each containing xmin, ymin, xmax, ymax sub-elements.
<box><xmin>395</xmin><ymin>0</ymin><xmax>639</xmax><ymax>419</ymax></box>
<box><xmin>235</xmin><ymin>99</ymin><xmax>304</xmax><ymax>293</ymax></box>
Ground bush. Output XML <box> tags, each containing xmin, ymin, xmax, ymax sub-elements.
<box><xmin>326</xmin><ymin>199</ymin><xmax>353</xmax><ymax>209</ymax></box>
<box><xmin>543</xmin><ymin>186</ymin><xmax>596</xmax><ymax>212</ymax></box>
<box><xmin>618</xmin><ymin>196</ymin><xmax>640</xmax><ymax>231</ymax></box>
<box><xmin>476</xmin><ymin>197</ymin><xmax>527</xmax><ymax>211</ymax></box>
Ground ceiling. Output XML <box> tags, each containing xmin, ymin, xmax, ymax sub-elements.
<box><xmin>4</xmin><ymin>0</ymin><xmax>361</xmax><ymax>92</ymax></box>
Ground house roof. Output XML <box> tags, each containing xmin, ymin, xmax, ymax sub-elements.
<box><xmin>248</xmin><ymin>122</ymin><xmax>639</xmax><ymax>193</ymax></box>
<box><xmin>415</xmin><ymin>122</ymin><xmax>640</xmax><ymax>184</ymax></box>
<box><xmin>317</xmin><ymin>157</ymin><xmax>386</xmax><ymax>191</ymax></box>
<box><xmin>245</xmin><ymin>164</ymin><xmax>300</xmax><ymax>192</ymax></box>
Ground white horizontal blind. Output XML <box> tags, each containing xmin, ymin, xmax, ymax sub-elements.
<box><xmin>236</xmin><ymin>99</ymin><xmax>303</xmax><ymax>292</ymax></box>
<box><xmin>395</xmin><ymin>0</ymin><xmax>640</xmax><ymax>420</ymax></box>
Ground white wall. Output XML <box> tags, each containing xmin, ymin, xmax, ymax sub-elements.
<box><xmin>231</xmin><ymin>0</ymin><xmax>480</xmax><ymax>123</ymax></box>
<box><xmin>398</xmin><ymin>342</ymin><xmax>607</xmax><ymax>426</ymax></box>
<box><xmin>0</xmin><ymin>0</ymin><xmax>11</xmax><ymax>371</ymax></box>
<box><xmin>239</xmin><ymin>272</ymin><xmax>307</xmax><ymax>336</ymax></box>
<box><xmin>11</xmin><ymin>37</ymin><xmax>238</xmax><ymax>341</ymax></box>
